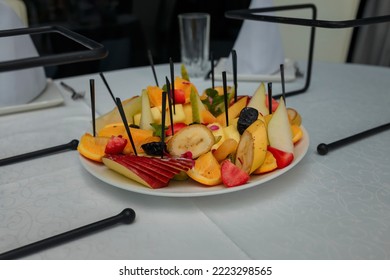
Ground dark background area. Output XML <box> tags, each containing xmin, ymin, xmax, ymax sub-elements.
<box><xmin>23</xmin><ymin>0</ymin><xmax>251</xmax><ymax>78</ymax></box>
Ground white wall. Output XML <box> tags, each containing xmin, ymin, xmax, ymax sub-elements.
<box><xmin>273</xmin><ymin>0</ymin><xmax>360</xmax><ymax>63</ymax></box>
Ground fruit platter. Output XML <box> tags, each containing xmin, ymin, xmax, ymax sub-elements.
<box><xmin>78</xmin><ymin>68</ymin><xmax>309</xmax><ymax>197</ymax></box>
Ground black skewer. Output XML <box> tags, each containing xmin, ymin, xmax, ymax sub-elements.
<box><xmin>0</xmin><ymin>140</ymin><xmax>79</xmax><ymax>167</ymax></box>
<box><xmin>165</xmin><ymin>77</ymin><xmax>174</xmax><ymax>136</ymax></box>
<box><xmin>99</xmin><ymin>72</ymin><xmax>116</xmax><ymax>104</ymax></box>
<box><xmin>169</xmin><ymin>58</ymin><xmax>176</xmax><ymax>113</ymax></box>
<box><xmin>90</xmin><ymin>79</ymin><xmax>96</xmax><ymax>137</ymax></box>
<box><xmin>115</xmin><ymin>97</ymin><xmax>138</xmax><ymax>156</ymax></box>
<box><xmin>317</xmin><ymin>122</ymin><xmax>390</xmax><ymax>155</ymax></box>
<box><xmin>268</xmin><ymin>82</ymin><xmax>273</xmax><ymax>114</ymax></box>
<box><xmin>147</xmin><ymin>50</ymin><xmax>159</xmax><ymax>87</ymax></box>
<box><xmin>222</xmin><ymin>71</ymin><xmax>229</xmax><ymax>127</ymax></box>
<box><xmin>232</xmin><ymin>49</ymin><xmax>238</xmax><ymax>102</ymax></box>
<box><xmin>210</xmin><ymin>52</ymin><xmax>215</xmax><ymax>89</ymax></box>
<box><xmin>0</xmin><ymin>208</ymin><xmax>135</xmax><ymax>260</ymax></box>
<box><xmin>161</xmin><ymin>91</ymin><xmax>167</xmax><ymax>158</ymax></box>
<box><xmin>280</xmin><ymin>64</ymin><xmax>286</xmax><ymax>103</ymax></box>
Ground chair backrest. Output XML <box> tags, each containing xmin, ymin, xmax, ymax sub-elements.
<box><xmin>273</xmin><ymin>0</ymin><xmax>360</xmax><ymax>63</ymax></box>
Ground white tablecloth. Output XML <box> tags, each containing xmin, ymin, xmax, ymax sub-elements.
<box><xmin>0</xmin><ymin>62</ymin><xmax>389</xmax><ymax>259</ymax></box>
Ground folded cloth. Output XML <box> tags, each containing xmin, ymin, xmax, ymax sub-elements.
<box><xmin>0</xmin><ymin>1</ymin><xmax>47</xmax><ymax>107</ymax></box>
<box><xmin>226</xmin><ymin>0</ymin><xmax>284</xmax><ymax>75</ymax></box>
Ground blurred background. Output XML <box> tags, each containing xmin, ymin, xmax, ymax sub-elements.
<box><xmin>4</xmin><ymin>0</ymin><xmax>389</xmax><ymax>78</ymax></box>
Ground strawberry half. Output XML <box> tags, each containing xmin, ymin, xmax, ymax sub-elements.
<box><xmin>173</xmin><ymin>89</ymin><xmax>186</xmax><ymax>104</ymax></box>
<box><xmin>221</xmin><ymin>159</ymin><xmax>250</xmax><ymax>188</ymax></box>
<box><xmin>267</xmin><ymin>146</ymin><xmax>294</xmax><ymax>169</ymax></box>
<box><xmin>105</xmin><ymin>135</ymin><xmax>127</xmax><ymax>154</ymax></box>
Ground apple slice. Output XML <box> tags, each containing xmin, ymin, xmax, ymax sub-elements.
<box><xmin>267</xmin><ymin>98</ymin><xmax>294</xmax><ymax>154</ymax></box>
<box><xmin>103</xmin><ymin>154</ymin><xmax>193</xmax><ymax>189</ymax></box>
<box><xmin>247</xmin><ymin>82</ymin><xmax>269</xmax><ymax>116</ymax></box>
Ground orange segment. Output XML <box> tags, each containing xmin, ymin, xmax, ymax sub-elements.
<box><xmin>77</xmin><ymin>133</ymin><xmax>110</xmax><ymax>162</ymax></box>
<box><xmin>187</xmin><ymin>151</ymin><xmax>222</xmax><ymax>186</ymax></box>
<box><xmin>174</xmin><ymin>77</ymin><xmax>198</xmax><ymax>103</ymax></box>
<box><xmin>291</xmin><ymin>124</ymin><xmax>303</xmax><ymax>144</ymax></box>
<box><xmin>147</xmin><ymin>85</ymin><xmax>166</xmax><ymax>107</ymax></box>
<box><xmin>253</xmin><ymin>151</ymin><xmax>277</xmax><ymax>174</ymax></box>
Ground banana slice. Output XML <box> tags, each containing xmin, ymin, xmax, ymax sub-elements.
<box><xmin>167</xmin><ymin>124</ymin><xmax>215</xmax><ymax>158</ymax></box>
<box><xmin>235</xmin><ymin>119</ymin><xmax>268</xmax><ymax>174</ymax></box>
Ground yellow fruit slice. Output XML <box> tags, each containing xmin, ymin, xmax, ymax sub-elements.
<box><xmin>167</xmin><ymin>124</ymin><xmax>215</xmax><ymax>158</ymax></box>
<box><xmin>187</xmin><ymin>151</ymin><xmax>222</xmax><ymax>186</ymax></box>
<box><xmin>253</xmin><ymin>151</ymin><xmax>277</xmax><ymax>174</ymax></box>
<box><xmin>235</xmin><ymin>119</ymin><xmax>268</xmax><ymax>174</ymax></box>
<box><xmin>77</xmin><ymin>133</ymin><xmax>110</xmax><ymax>162</ymax></box>
<box><xmin>213</xmin><ymin>138</ymin><xmax>238</xmax><ymax>162</ymax></box>
<box><xmin>287</xmin><ymin>108</ymin><xmax>302</xmax><ymax>126</ymax></box>
<box><xmin>291</xmin><ymin>124</ymin><xmax>303</xmax><ymax>144</ymax></box>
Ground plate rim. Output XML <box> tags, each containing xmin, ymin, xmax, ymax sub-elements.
<box><xmin>79</xmin><ymin>126</ymin><xmax>310</xmax><ymax>197</ymax></box>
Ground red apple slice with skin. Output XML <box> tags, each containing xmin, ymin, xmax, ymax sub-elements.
<box><xmin>103</xmin><ymin>154</ymin><xmax>193</xmax><ymax>189</ymax></box>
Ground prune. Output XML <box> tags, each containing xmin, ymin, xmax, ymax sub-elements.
<box><xmin>237</xmin><ymin>107</ymin><xmax>259</xmax><ymax>134</ymax></box>
<box><xmin>141</xmin><ymin>141</ymin><xmax>167</xmax><ymax>156</ymax></box>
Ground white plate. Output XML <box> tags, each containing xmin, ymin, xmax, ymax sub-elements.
<box><xmin>0</xmin><ymin>79</ymin><xmax>64</xmax><ymax>116</ymax></box>
<box><xmin>214</xmin><ymin>58</ymin><xmax>297</xmax><ymax>82</ymax></box>
<box><xmin>79</xmin><ymin>126</ymin><xmax>309</xmax><ymax>197</ymax></box>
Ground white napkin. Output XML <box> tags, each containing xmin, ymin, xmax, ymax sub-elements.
<box><xmin>226</xmin><ymin>0</ymin><xmax>284</xmax><ymax>75</ymax></box>
<box><xmin>0</xmin><ymin>1</ymin><xmax>47</xmax><ymax>107</ymax></box>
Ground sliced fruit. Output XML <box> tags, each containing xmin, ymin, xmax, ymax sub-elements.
<box><xmin>181</xmin><ymin>63</ymin><xmax>190</xmax><ymax>81</ymax></box>
<box><xmin>98</xmin><ymin>122</ymin><xmax>129</xmax><ymax>137</ymax></box>
<box><xmin>175</xmin><ymin>76</ymin><xmax>198</xmax><ymax>104</ymax></box>
<box><xmin>216</xmin><ymin>96</ymin><xmax>248</xmax><ymax>127</ymax></box>
<box><xmin>235</xmin><ymin>119</ymin><xmax>268</xmax><ymax>174</ymax></box>
<box><xmin>78</xmin><ymin>133</ymin><xmax>110</xmax><ymax>162</ymax></box>
<box><xmin>223</xmin><ymin>122</ymin><xmax>240</xmax><ymax>144</ymax></box>
<box><xmin>139</xmin><ymin>89</ymin><xmax>154</xmax><ymax>130</ymax></box>
<box><xmin>147</xmin><ymin>85</ymin><xmax>165</xmax><ymax>107</ymax></box>
<box><xmin>267</xmin><ymin>98</ymin><xmax>294</xmax><ymax>154</ymax></box>
<box><xmin>190</xmin><ymin>87</ymin><xmax>206</xmax><ymax>123</ymax></box>
<box><xmin>213</xmin><ymin>138</ymin><xmax>238</xmax><ymax>162</ymax></box>
<box><xmin>166</xmin><ymin>122</ymin><xmax>188</xmax><ymax>137</ymax></box>
<box><xmin>267</xmin><ymin>146</ymin><xmax>294</xmax><ymax>169</ymax></box>
<box><xmin>105</xmin><ymin>136</ymin><xmax>127</xmax><ymax>154</ymax></box>
<box><xmin>291</xmin><ymin>124</ymin><xmax>303</xmax><ymax>144</ymax></box>
<box><xmin>207</xmin><ymin>122</ymin><xmax>225</xmax><ymax>150</ymax></box>
<box><xmin>221</xmin><ymin>159</ymin><xmax>250</xmax><ymax>187</ymax></box>
<box><xmin>95</xmin><ymin>96</ymin><xmax>141</xmax><ymax>132</ymax></box>
<box><xmin>186</xmin><ymin>151</ymin><xmax>222</xmax><ymax>186</ymax></box>
<box><xmin>103</xmin><ymin>154</ymin><xmax>193</xmax><ymax>189</ymax></box>
<box><xmin>253</xmin><ymin>151</ymin><xmax>278</xmax><ymax>174</ymax></box>
<box><xmin>247</xmin><ymin>82</ymin><xmax>269</xmax><ymax>116</ymax></box>
<box><xmin>167</xmin><ymin>124</ymin><xmax>215</xmax><ymax>159</ymax></box>
<box><xmin>287</xmin><ymin>108</ymin><xmax>302</xmax><ymax>126</ymax></box>
<box><xmin>174</xmin><ymin>89</ymin><xmax>186</xmax><ymax>104</ymax></box>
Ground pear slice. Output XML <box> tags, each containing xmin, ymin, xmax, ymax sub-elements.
<box><xmin>247</xmin><ymin>82</ymin><xmax>269</xmax><ymax>116</ymax></box>
<box><xmin>95</xmin><ymin>96</ymin><xmax>141</xmax><ymax>132</ymax></box>
<box><xmin>268</xmin><ymin>98</ymin><xmax>294</xmax><ymax>154</ymax></box>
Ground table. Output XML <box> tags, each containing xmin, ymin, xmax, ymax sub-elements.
<box><xmin>0</xmin><ymin>61</ymin><xmax>389</xmax><ymax>260</ymax></box>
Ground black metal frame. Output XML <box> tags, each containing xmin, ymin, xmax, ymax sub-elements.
<box><xmin>0</xmin><ymin>25</ymin><xmax>108</xmax><ymax>73</ymax></box>
<box><xmin>225</xmin><ymin>4</ymin><xmax>390</xmax><ymax>98</ymax></box>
